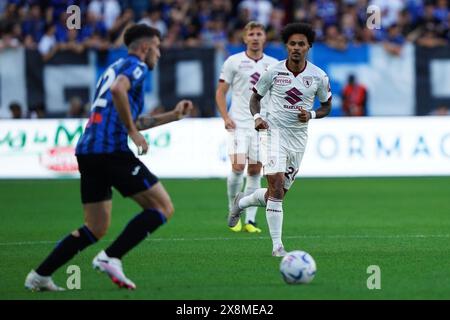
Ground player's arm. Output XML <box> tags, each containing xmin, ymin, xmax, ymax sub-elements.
<box><xmin>250</xmin><ymin>90</ymin><xmax>269</xmax><ymax>130</ymax></box>
<box><xmin>215</xmin><ymin>81</ymin><xmax>235</xmax><ymax>129</ymax></box>
<box><xmin>136</xmin><ymin>100</ymin><xmax>193</xmax><ymax>130</ymax></box>
<box><xmin>110</xmin><ymin>74</ymin><xmax>148</xmax><ymax>154</ymax></box>
<box><xmin>314</xmin><ymin>98</ymin><xmax>332</xmax><ymax>118</ymax></box>
<box><xmin>299</xmin><ymin>98</ymin><xmax>332</xmax><ymax>123</ymax></box>
<box><xmin>299</xmin><ymin>75</ymin><xmax>333</xmax><ymax>122</ymax></box>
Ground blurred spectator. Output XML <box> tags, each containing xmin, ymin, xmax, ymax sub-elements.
<box><xmin>357</xmin><ymin>27</ymin><xmax>377</xmax><ymax>43</ymax></box>
<box><xmin>415</xmin><ymin>24</ymin><xmax>448</xmax><ymax>47</ymax></box>
<box><xmin>229</xmin><ymin>3</ymin><xmax>252</xmax><ymax>31</ymax></box>
<box><xmin>383</xmin><ymin>24</ymin><xmax>405</xmax><ymax>56</ymax></box>
<box><xmin>21</xmin><ymin>3</ymin><xmax>44</xmax><ymax>49</ymax></box>
<box><xmin>67</xmin><ymin>97</ymin><xmax>87</xmax><ymax>118</ymax></box>
<box><xmin>88</xmin><ymin>0</ymin><xmax>121</xmax><ymax>31</ymax></box>
<box><xmin>430</xmin><ymin>105</ymin><xmax>450</xmax><ymax>115</ymax></box>
<box><xmin>265</xmin><ymin>6</ymin><xmax>285</xmax><ymax>43</ymax></box>
<box><xmin>54</xmin><ymin>10</ymin><xmax>69</xmax><ymax>43</ymax></box>
<box><xmin>80</xmin><ymin>10</ymin><xmax>106</xmax><ymax>39</ymax></box>
<box><xmin>342</xmin><ymin>74</ymin><xmax>368</xmax><ymax>116</ymax></box>
<box><xmin>324</xmin><ymin>24</ymin><xmax>348</xmax><ymax>50</ymax></box>
<box><xmin>9</xmin><ymin>102</ymin><xmax>23</xmax><ymax>119</ymax></box>
<box><xmin>38</xmin><ymin>23</ymin><xmax>58</xmax><ymax>61</ymax></box>
<box><xmin>238</xmin><ymin>0</ymin><xmax>273</xmax><ymax>26</ymax></box>
<box><xmin>434</xmin><ymin>0</ymin><xmax>449</xmax><ymax>23</ymax></box>
<box><xmin>397</xmin><ymin>8</ymin><xmax>415</xmax><ymax>39</ymax></box>
<box><xmin>409</xmin><ymin>1</ymin><xmax>448</xmax><ymax>47</ymax></box>
<box><xmin>28</xmin><ymin>102</ymin><xmax>46</xmax><ymax>119</ymax></box>
<box><xmin>370</xmin><ymin>0</ymin><xmax>405</xmax><ymax>29</ymax></box>
<box><xmin>315</xmin><ymin>0</ymin><xmax>339</xmax><ymax>25</ymax></box>
<box><xmin>340</xmin><ymin>3</ymin><xmax>360</xmax><ymax>43</ymax></box>
<box><xmin>124</xmin><ymin>0</ymin><xmax>151</xmax><ymax>20</ymax></box>
<box><xmin>0</xmin><ymin>21</ymin><xmax>21</xmax><ymax>50</ymax></box>
<box><xmin>311</xmin><ymin>16</ymin><xmax>325</xmax><ymax>42</ymax></box>
<box><xmin>139</xmin><ymin>7</ymin><xmax>167</xmax><ymax>38</ymax></box>
<box><xmin>109</xmin><ymin>8</ymin><xmax>134</xmax><ymax>47</ymax></box>
<box><xmin>1</xmin><ymin>0</ymin><xmax>449</xmax><ymax>50</ymax></box>
<box><xmin>59</xmin><ymin>28</ymin><xmax>84</xmax><ymax>53</ymax></box>
<box><xmin>162</xmin><ymin>21</ymin><xmax>184</xmax><ymax>48</ymax></box>
<box><xmin>200</xmin><ymin>15</ymin><xmax>227</xmax><ymax>49</ymax></box>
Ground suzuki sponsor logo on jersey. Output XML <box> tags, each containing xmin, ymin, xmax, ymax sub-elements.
<box><xmin>275</xmin><ymin>76</ymin><xmax>292</xmax><ymax>86</ymax></box>
<box><xmin>284</xmin><ymin>87</ymin><xmax>303</xmax><ymax>105</ymax></box>
<box><xmin>250</xmin><ymin>72</ymin><xmax>261</xmax><ymax>85</ymax></box>
<box><xmin>302</xmin><ymin>76</ymin><xmax>313</xmax><ymax>88</ymax></box>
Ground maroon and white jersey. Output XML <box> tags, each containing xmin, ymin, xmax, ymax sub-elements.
<box><xmin>253</xmin><ymin>59</ymin><xmax>332</xmax><ymax>150</ymax></box>
<box><xmin>219</xmin><ymin>51</ymin><xmax>278</xmax><ymax>129</ymax></box>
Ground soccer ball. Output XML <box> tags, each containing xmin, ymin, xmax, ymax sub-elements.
<box><xmin>280</xmin><ymin>250</ymin><xmax>316</xmax><ymax>284</ymax></box>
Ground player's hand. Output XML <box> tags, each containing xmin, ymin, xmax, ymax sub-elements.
<box><xmin>298</xmin><ymin>107</ymin><xmax>311</xmax><ymax>123</ymax></box>
<box><xmin>224</xmin><ymin>117</ymin><xmax>236</xmax><ymax>129</ymax></box>
<box><xmin>174</xmin><ymin>100</ymin><xmax>194</xmax><ymax>119</ymax></box>
<box><xmin>255</xmin><ymin>118</ymin><xmax>269</xmax><ymax>130</ymax></box>
<box><xmin>129</xmin><ymin>130</ymin><xmax>148</xmax><ymax>155</ymax></box>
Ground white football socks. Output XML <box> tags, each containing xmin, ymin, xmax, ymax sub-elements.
<box><xmin>238</xmin><ymin>188</ymin><xmax>267</xmax><ymax>209</ymax></box>
<box><xmin>227</xmin><ymin>171</ymin><xmax>244</xmax><ymax>211</ymax></box>
<box><xmin>243</xmin><ymin>174</ymin><xmax>261</xmax><ymax>224</ymax></box>
<box><xmin>266</xmin><ymin>198</ymin><xmax>283</xmax><ymax>248</ymax></box>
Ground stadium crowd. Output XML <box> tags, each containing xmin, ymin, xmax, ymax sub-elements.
<box><xmin>0</xmin><ymin>0</ymin><xmax>449</xmax><ymax>119</ymax></box>
<box><xmin>0</xmin><ymin>0</ymin><xmax>449</xmax><ymax>53</ymax></box>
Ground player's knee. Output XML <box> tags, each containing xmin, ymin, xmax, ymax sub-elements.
<box><xmin>271</xmin><ymin>188</ymin><xmax>284</xmax><ymax>199</ymax></box>
<box><xmin>247</xmin><ymin>165</ymin><xmax>262</xmax><ymax>176</ymax></box>
<box><xmin>166</xmin><ymin>202</ymin><xmax>175</xmax><ymax>219</ymax></box>
<box><xmin>268</xmin><ymin>181</ymin><xmax>284</xmax><ymax>199</ymax></box>
<box><xmin>86</xmin><ymin>224</ymin><xmax>108</xmax><ymax>239</ymax></box>
<box><xmin>231</xmin><ymin>163</ymin><xmax>245</xmax><ymax>173</ymax></box>
<box><xmin>158</xmin><ymin>201</ymin><xmax>174</xmax><ymax>220</ymax></box>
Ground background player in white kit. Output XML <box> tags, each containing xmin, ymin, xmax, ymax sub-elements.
<box><xmin>216</xmin><ymin>21</ymin><xmax>278</xmax><ymax>233</ymax></box>
<box><xmin>227</xmin><ymin>23</ymin><xmax>332</xmax><ymax>256</ymax></box>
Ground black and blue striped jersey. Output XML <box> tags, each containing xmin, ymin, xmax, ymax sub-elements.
<box><xmin>76</xmin><ymin>54</ymin><xmax>148</xmax><ymax>155</ymax></box>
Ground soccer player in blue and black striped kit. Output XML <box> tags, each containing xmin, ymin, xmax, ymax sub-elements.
<box><xmin>25</xmin><ymin>24</ymin><xmax>193</xmax><ymax>291</ymax></box>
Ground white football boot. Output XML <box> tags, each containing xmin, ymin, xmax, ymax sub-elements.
<box><xmin>92</xmin><ymin>250</ymin><xmax>136</xmax><ymax>290</ymax></box>
<box><xmin>227</xmin><ymin>192</ymin><xmax>245</xmax><ymax>228</ymax></box>
<box><xmin>272</xmin><ymin>244</ymin><xmax>287</xmax><ymax>257</ymax></box>
<box><xmin>25</xmin><ymin>270</ymin><xmax>65</xmax><ymax>292</ymax></box>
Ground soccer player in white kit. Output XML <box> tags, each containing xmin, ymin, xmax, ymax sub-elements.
<box><xmin>216</xmin><ymin>21</ymin><xmax>278</xmax><ymax>233</ymax></box>
<box><xmin>227</xmin><ymin>23</ymin><xmax>332</xmax><ymax>256</ymax></box>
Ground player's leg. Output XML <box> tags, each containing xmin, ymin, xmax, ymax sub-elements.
<box><xmin>228</xmin><ymin>158</ymin><xmax>245</xmax><ymax>231</ymax></box>
<box><xmin>227</xmin><ymin>131</ymin><xmax>268</xmax><ymax>228</ymax></box>
<box><xmin>92</xmin><ymin>153</ymin><xmax>166</xmax><ymax>289</ymax></box>
<box><xmin>92</xmin><ymin>183</ymin><xmax>170</xmax><ymax>290</ymax></box>
<box><xmin>242</xmin><ymin>162</ymin><xmax>262</xmax><ymax>233</ymax></box>
<box><xmin>266</xmin><ymin>172</ymin><xmax>287</xmax><ymax>257</ymax></box>
<box><xmin>104</xmin><ymin>182</ymin><xmax>172</xmax><ymax>261</ymax></box>
<box><xmin>269</xmin><ymin>150</ymin><xmax>304</xmax><ymax>257</ymax></box>
<box><xmin>226</xmin><ymin>129</ymin><xmax>246</xmax><ymax>231</ymax></box>
<box><xmin>25</xmin><ymin>205</ymin><xmax>104</xmax><ymax>291</ymax></box>
<box><xmin>25</xmin><ymin>155</ymin><xmax>110</xmax><ymax>291</ymax></box>
<box><xmin>242</xmin><ymin>129</ymin><xmax>263</xmax><ymax>232</ymax></box>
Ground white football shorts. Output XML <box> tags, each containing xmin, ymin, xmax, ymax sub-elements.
<box><xmin>260</xmin><ymin>128</ymin><xmax>308</xmax><ymax>190</ymax></box>
<box><xmin>227</xmin><ymin>128</ymin><xmax>260</xmax><ymax>164</ymax></box>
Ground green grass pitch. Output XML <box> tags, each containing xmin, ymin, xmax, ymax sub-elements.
<box><xmin>0</xmin><ymin>177</ymin><xmax>449</xmax><ymax>300</ymax></box>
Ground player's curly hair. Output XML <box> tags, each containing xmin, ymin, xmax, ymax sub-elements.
<box><xmin>281</xmin><ymin>23</ymin><xmax>315</xmax><ymax>47</ymax></box>
<box><xmin>124</xmin><ymin>24</ymin><xmax>161</xmax><ymax>47</ymax></box>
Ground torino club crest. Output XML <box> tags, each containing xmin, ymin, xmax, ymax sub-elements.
<box><xmin>302</xmin><ymin>76</ymin><xmax>312</xmax><ymax>88</ymax></box>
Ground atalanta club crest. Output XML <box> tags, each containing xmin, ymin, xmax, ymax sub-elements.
<box><xmin>303</xmin><ymin>76</ymin><xmax>313</xmax><ymax>88</ymax></box>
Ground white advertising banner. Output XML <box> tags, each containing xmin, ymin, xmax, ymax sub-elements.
<box><xmin>0</xmin><ymin>117</ymin><xmax>449</xmax><ymax>178</ymax></box>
